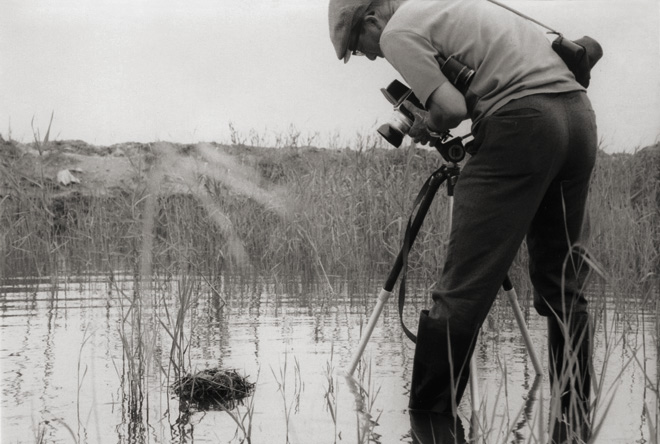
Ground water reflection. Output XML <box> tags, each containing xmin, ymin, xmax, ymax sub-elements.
<box><xmin>510</xmin><ymin>375</ymin><xmax>543</xmax><ymax>443</ymax></box>
<box><xmin>409</xmin><ymin>411</ymin><xmax>467</xmax><ymax>444</ymax></box>
<box><xmin>406</xmin><ymin>376</ymin><xmax>544</xmax><ymax>444</ymax></box>
<box><xmin>0</xmin><ymin>273</ymin><xmax>657</xmax><ymax>443</ymax></box>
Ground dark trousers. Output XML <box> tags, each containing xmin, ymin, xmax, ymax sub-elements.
<box><xmin>411</xmin><ymin>91</ymin><xmax>597</xmax><ymax>424</ymax></box>
<box><xmin>430</xmin><ymin>90</ymin><xmax>597</xmax><ymax>330</ymax></box>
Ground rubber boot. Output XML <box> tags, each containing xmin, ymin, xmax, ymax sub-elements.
<box><xmin>547</xmin><ymin>312</ymin><xmax>592</xmax><ymax>444</ymax></box>
<box><xmin>409</xmin><ymin>310</ymin><xmax>478</xmax><ymax>414</ymax></box>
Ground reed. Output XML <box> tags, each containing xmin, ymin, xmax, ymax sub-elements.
<box><xmin>323</xmin><ymin>343</ymin><xmax>340</xmax><ymax>443</ymax></box>
<box><xmin>270</xmin><ymin>350</ymin><xmax>304</xmax><ymax>443</ymax></box>
<box><xmin>346</xmin><ymin>357</ymin><xmax>382</xmax><ymax>444</ymax></box>
<box><xmin>76</xmin><ymin>325</ymin><xmax>94</xmax><ymax>441</ymax></box>
<box><xmin>213</xmin><ymin>375</ymin><xmax>258</xmax><ymax>444</ymax></box>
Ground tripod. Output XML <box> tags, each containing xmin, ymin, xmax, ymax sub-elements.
<box><xmin>345</xmin><ymin>137</ymin><xmax>543</xmax><ymax>411</ymax></box>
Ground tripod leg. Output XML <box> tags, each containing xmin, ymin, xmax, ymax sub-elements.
<box><xmin>469</xmin><ymin>352</ymin><xmax>481</xmax><ymax>441</ymax></box>
<box><xmin>468</xmin><ymin>276</ymin><xmax>542</xmax><ymax>422</ymax></box>
<box><xmin>346</xmin><ymin>288</ymin><xmax>392</xmax><ymax>375</ymax></box>
<box><xmin>503</xmin><ymin>278</ymin><xmax>544</xmax><ymax>376</ymax></box>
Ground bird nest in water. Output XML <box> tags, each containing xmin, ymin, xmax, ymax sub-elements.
<box><xmin>172</xmin><ymin>368</ymin><xmax>255</xmax><ymax>409</ymax></box>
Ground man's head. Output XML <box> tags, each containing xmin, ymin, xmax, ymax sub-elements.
<box><xmin>328</xmin><ymin>0</ymin><xmax>397</xmax><ymax>62</ymax></box>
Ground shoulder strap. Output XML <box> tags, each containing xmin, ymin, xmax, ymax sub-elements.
<box><xmin>487</xmin><ymin>0</ymin><xmax>560</xmax><ymax>35</ymax></box>
<box><xmin>437</xmin><ymin>0</ymin><xmax>558</xmax><ymax>94</ymax></box>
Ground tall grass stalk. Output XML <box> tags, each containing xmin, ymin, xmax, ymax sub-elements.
<box><xmin>76</xmin><ymin>325</ymin><xmax>94</xmax><ymax>441</ymax></box>
<box><xmin>270</xmin><ymin>350</ymin><xmax>304</xmax><ymax>443</ymax></box>
<box><xmin>32</xmin><ymin>415</ymin><xmax>49</xmax><ymax>444</ymax></box>
<box><xmin>644</xmin><ymin>403</ymin><xmax>658</xmax><ymax>444</ymax></box>
<box><xmin>323</xmin><ymin>345</ymin><xmax>339</xmax><ymax>443</ymax></box>
<box><xmin>217</xmin><ymin>369</ymin><xmax>259</xmax><ymax>444</ymax></box>
<box><xmin>345</xmin><ymin>358</ymin><xmax>382</xmax><ymax>444</ymax></box>
<box><xmin>159</xmin><ymin>274</ymin><xmax>199</xmax><ymax>382</ymax></box>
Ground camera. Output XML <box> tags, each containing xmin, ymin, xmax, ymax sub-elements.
<box><xmin>376</xmin><ymin>79</ymin><xmax>426</xmax><ymax>148</ymax></box>
<box><xmin>376</xmin><ymin>79</ymin><xmax>467</xmax><ymax>163</ymax></box>
<box><xmin>376</xmin><ymin>55</ymin><xmax>476</xmax><ymax>163</ymax></box>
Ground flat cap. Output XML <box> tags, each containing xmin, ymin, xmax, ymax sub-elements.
<box><xmin>328</xmin><ymin>0</ymin><xmax>372</xmax><ymax>63</ymax></box>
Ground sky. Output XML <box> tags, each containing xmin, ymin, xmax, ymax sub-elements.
<box><xmin>1</xmin><ymin>0</ymin><xmax>659</xmax><ymax>153</ymax></box>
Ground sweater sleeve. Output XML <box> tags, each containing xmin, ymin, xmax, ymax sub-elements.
<box><xmin>380</xmin><ymin>29</ymin><xmax>449</xmax><ymax>108</ymax></box>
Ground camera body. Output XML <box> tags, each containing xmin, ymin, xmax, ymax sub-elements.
<box><xmin>376</xmin><ymin>55</ymin><xmax>476</xmax><ymax>163</ymax></box>
<box><xmin>377</xmin><ymin>79</ymin><xmax>466</xmax><ymax>163</ymax></box>
<box><xmin>376</xmin><ymin>80</ymin><xmax>426</xmax><ymax>148</ymax></box>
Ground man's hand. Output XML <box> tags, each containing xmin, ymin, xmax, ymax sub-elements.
<box><xmin>404</xmin><ymin>100</ymin><xmax>433</xmax><ymax>145</ymax></box>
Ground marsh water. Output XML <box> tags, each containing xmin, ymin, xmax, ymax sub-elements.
<box><xmin>1</xmin><ymin>272</ymin><xmax>658</xmax><ymax>444</ymax></box>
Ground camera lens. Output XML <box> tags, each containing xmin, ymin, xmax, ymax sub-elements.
<box><xmin>377</xmin><ymin>111</ymin><xmax>413</xmax><ymax>148</ymax></box>
<box><xmin>390</xmin><ymin>111</ymin><xmax>413</xmax><ymax>134</ymax></box>
<box><xmin>377</xmin><ymin>124</ymin><xmax>404</xmax><ymax>147</ymax></box>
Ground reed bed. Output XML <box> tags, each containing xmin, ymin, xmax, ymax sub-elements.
<box><xmin>2</xmin><ymin>137</ymin><xmax>657</xmax><ymax>297</ymax></box>
<box><xmin>0</xmin><ymin>139</ymin><xmax>460</xmax><ymax>282</ymax></box>
<box><xmin>1</xmin><ymin>137</ymin><xmax>658</xmax><ymax>346</ymax></box>
<box><xmin>2</xmin><ymin>136</ymin><xmax>657</xmax><ymax>334</ymax></box>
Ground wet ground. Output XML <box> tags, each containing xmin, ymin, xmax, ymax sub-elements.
<box><xmin>1</xmin><ymin>273</ymin><xmax>657</xmax><ymax>443</ymax></box>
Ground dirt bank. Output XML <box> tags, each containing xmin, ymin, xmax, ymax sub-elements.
<box><xmin>2</xmin><ymin>136</ymin><xmax>658</xmax><ymax>208</ymax></box>
<box><xmin>0</xmin><ymin>138</ymin><xmax>212</xmax><ymax>197</ymax></box>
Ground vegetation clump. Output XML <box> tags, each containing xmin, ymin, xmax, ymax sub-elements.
<box><xmin>172</xmin><ymin>368</ymin><xmax>255</xmax><ymax>410</ymax></box>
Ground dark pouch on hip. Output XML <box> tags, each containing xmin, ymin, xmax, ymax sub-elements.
<box><xmin>551</xmin><ymin>35</ymin><xmax>603</xmax><ymax>88</ymax></box>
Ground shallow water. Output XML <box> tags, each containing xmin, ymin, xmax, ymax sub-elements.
<box><xmin>1</xmin><ymin>273</ymin><xmax>658</xmax><ymax>444</ymax></box>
